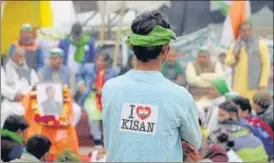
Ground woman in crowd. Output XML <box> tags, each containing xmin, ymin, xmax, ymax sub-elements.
<box><xmin>76</xmin><ymin>52</ymin><xmax>118</xmax><ymax>147</ymax></box>
<box><xmin>1</xmin><ymin>115</ymin><xmax>29</xmax><ymax>162</ymax></box>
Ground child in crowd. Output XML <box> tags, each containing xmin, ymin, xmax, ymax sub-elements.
<box><xmin>1</xmin><ymin>115</ymin><xmax>29</xmax><ymax>162</ymax></box>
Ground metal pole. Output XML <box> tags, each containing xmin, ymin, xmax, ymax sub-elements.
<box><xmin>112</xmin><ymin>1</ymin><xmax>126</xmax><ymax>68</ymax></box>
<box><xmin>99</xmin><ymin>1</ymin><xmax>106</xmax><ymax>46</ymax></box>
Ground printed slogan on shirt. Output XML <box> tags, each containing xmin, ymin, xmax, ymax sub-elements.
<box><xmin>119</xmin><ymin>103</ymin><xmax>158</xmax><ymax>135</ymax></box>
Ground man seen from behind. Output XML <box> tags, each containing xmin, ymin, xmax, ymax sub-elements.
<box><xmin>102</xmin><ymin>10</ymin><xmax>202</xmax><ymax>162</ymax></box>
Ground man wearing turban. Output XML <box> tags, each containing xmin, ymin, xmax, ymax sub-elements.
<box><xmin>7</xmin><ymin>24</ymin><xmax>44</xmax><ymax>71</ymax></box>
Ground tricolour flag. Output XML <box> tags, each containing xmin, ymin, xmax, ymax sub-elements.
<box><xmin>220</xmin><ymin>1</ymin><xmax>251</xmax><ymax>47</ymax></box>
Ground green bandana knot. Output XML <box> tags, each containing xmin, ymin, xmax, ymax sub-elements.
<box><xmin>69</xmin><ymin>35</ymin><xmax>90</xmax><ymax>63</ymax></box>
<box><xmin>1</xmin><ymin>129</ymin><xmax>24</xmax><ymax>145</ymax></box>
<box><xmin>126</xmin><ymin>25</ymin><xmax>176</xmax><ymax>47</ymax></box>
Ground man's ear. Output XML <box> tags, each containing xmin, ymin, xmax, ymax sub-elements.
<box><xmin>161</xmin><ymin>45</ymin><xmax>170</xmax><ymax>57</ymax></box>
<box><xmin>16</xmin><ymin>129</ymin><xmax>22</xmax><ymax>134</ymax></box>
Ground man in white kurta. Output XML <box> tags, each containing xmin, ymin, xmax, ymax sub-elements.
<box><xmin>1</xmin><ymin>48</ymin><xmax>38</xmax><ymax>128</ymax></box>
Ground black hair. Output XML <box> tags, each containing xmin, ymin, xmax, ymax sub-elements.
<box><xmin>198</xmin><ymin>118</ymin><xmax>202</xmax><ymax>126</ymax></box>
<box><xmin>26</xmin><ymin>135</ymin><xmax>51</xmax><ymax>160</ymax></box>
<box><xmin>131</xmin><ymin>10</ymin><xmax>171</xmax><ymax>63</ymax></box>
<box><xmin>3</xmin><ymin>115</ymin><xmax>29</xmax><ymax>132</ymax></box>
<box><xmin>239</xmin><ymin>21</ymin><xmax>252</xmax><ymax>30</ymax></box>
<box><xmin>97</xmin><ymin>51</ymin><xmax>113</xmax><ymax>67</ymax></box>
<box><xmin>71</xmin><ymin>22</ymin><xmax>82</xmax><ymax>35</ymax></box>
<box><xmin>232</xmin><ymin>96</ymin><xmax>252</xmax><ymax>113</ymax></box>
<box><xmin>219</xmin><ymin>101</ymin><xmax>238</xmax><ymax>114</ymax></box>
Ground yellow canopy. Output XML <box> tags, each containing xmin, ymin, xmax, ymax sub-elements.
<box><xmin>1</xmin><ymin>1</ymin><xmax>53</xmax><ymax>56</ymax></box>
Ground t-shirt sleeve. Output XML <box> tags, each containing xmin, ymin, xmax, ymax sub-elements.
<box><xmin>177</xmin><ymin>90</ymin><xmax>202</xmax><ymax>149</ymax></box>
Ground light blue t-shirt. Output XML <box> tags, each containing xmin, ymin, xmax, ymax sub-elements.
<box><xmin>102</xmin><ymin>69</ymin><xmax>202</xmax><ymax>162</ymax></box>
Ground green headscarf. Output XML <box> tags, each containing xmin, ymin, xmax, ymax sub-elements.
<box><xmin>69</xmin><ymin>35</ymin><xmax>90</xmax><ymax>63</ymax></box>
<box><xmin>126</xmin><ymin>25</ymin><xmax>176</xmax><ymax>47</ymax></box>
<box><xmin>211</xmin><ymin>78</ymin><xmax>230</xmax><ymax>95</ymax></box>
<box><xmin>1</xmin><ymin>129</ymin><xmax>24</xmax><ymax>145</ymax></box>
<box><xmin>197</xmin><ymin>46</ymin><xmax>209</xmax><ymax>54</ymax></box>
<box><xmin>20</xmin><ymin>24</ymin><xmax>33</xmax><ymax>32</ymax></box>
<box><xmin>50</xmin><ymin>48</ymin><xmax>64</xmax><ymax>57</ymax></box>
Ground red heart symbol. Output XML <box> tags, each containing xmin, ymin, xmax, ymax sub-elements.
<box><xmin>136</xmin><ymin>106</ymin><xmax>151</xmax><ymax>120</ymax></box>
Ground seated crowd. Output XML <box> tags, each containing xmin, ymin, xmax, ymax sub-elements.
<box><xmin>1</xmin><ymin>22</ymin><xmax>273</xmax><ymax>162</ymax></box>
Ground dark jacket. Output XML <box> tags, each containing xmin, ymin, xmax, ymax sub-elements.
<box><xmin>1</xmin><ymin>136</ymin><xmax>23</xmax><ymax>162</ymax></box>
<box><xmin>258</xmin><ymin>104</ymin><xmax>274</xmax><ymax>131</ymax></box>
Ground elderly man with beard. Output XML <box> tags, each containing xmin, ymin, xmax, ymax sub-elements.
<box><xmin>225</xmin><ymin>22</ymin><xmax>270</xmax><ymax>101</ymax></box>
<box><xmin>58</xmin><ymin>22</ymin><xmax>97</xmax><ymax>74</ymax></box>
<box><xmin>7</xmin><ymin>24</ymin><xmax>44</xmax><ymax>71</ymax></box>
<box><xmin>1</xmin><ymin>47</ymin><xmax>39</xmax><ymax>128</ymax></box>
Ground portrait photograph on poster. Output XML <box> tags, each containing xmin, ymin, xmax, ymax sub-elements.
<box><xmin>36</xmin><ymin>82</ymin><xmax>63</xmax><ymax>116</ymax></box>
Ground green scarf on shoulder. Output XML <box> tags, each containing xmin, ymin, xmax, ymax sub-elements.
<box><xmin>1</xmin><ymin>129</ymin><xmax>24</xmax><ymax>145</ymax></box>
<box><xmin>69</xmin><ymin>35</ymin><xmax>90</xmax><ymax>63</ymax></box>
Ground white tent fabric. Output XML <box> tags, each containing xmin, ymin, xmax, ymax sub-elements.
<box><xmin>97</xmin><ymin>1</ymin><xmax>171</xmax><ymax>14</ymax></box>
<box><xmin>76</xmin><ymin>10</ymin><xmax>136</xmax><ymax>27</ymax></box>
<box><xmin>251</xmin><ymin>6</ymin><xmax>273</xmax><ymax>27</ymax></box>
<box><xmin>210</xmin><ymin>1</ymin><xmax>232</xmax><ymax>12</ymax></box>
<box><xmin>50</xmin><ymin>1</ymin><xmax>77</xmax><ymax>29</ymax></box>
